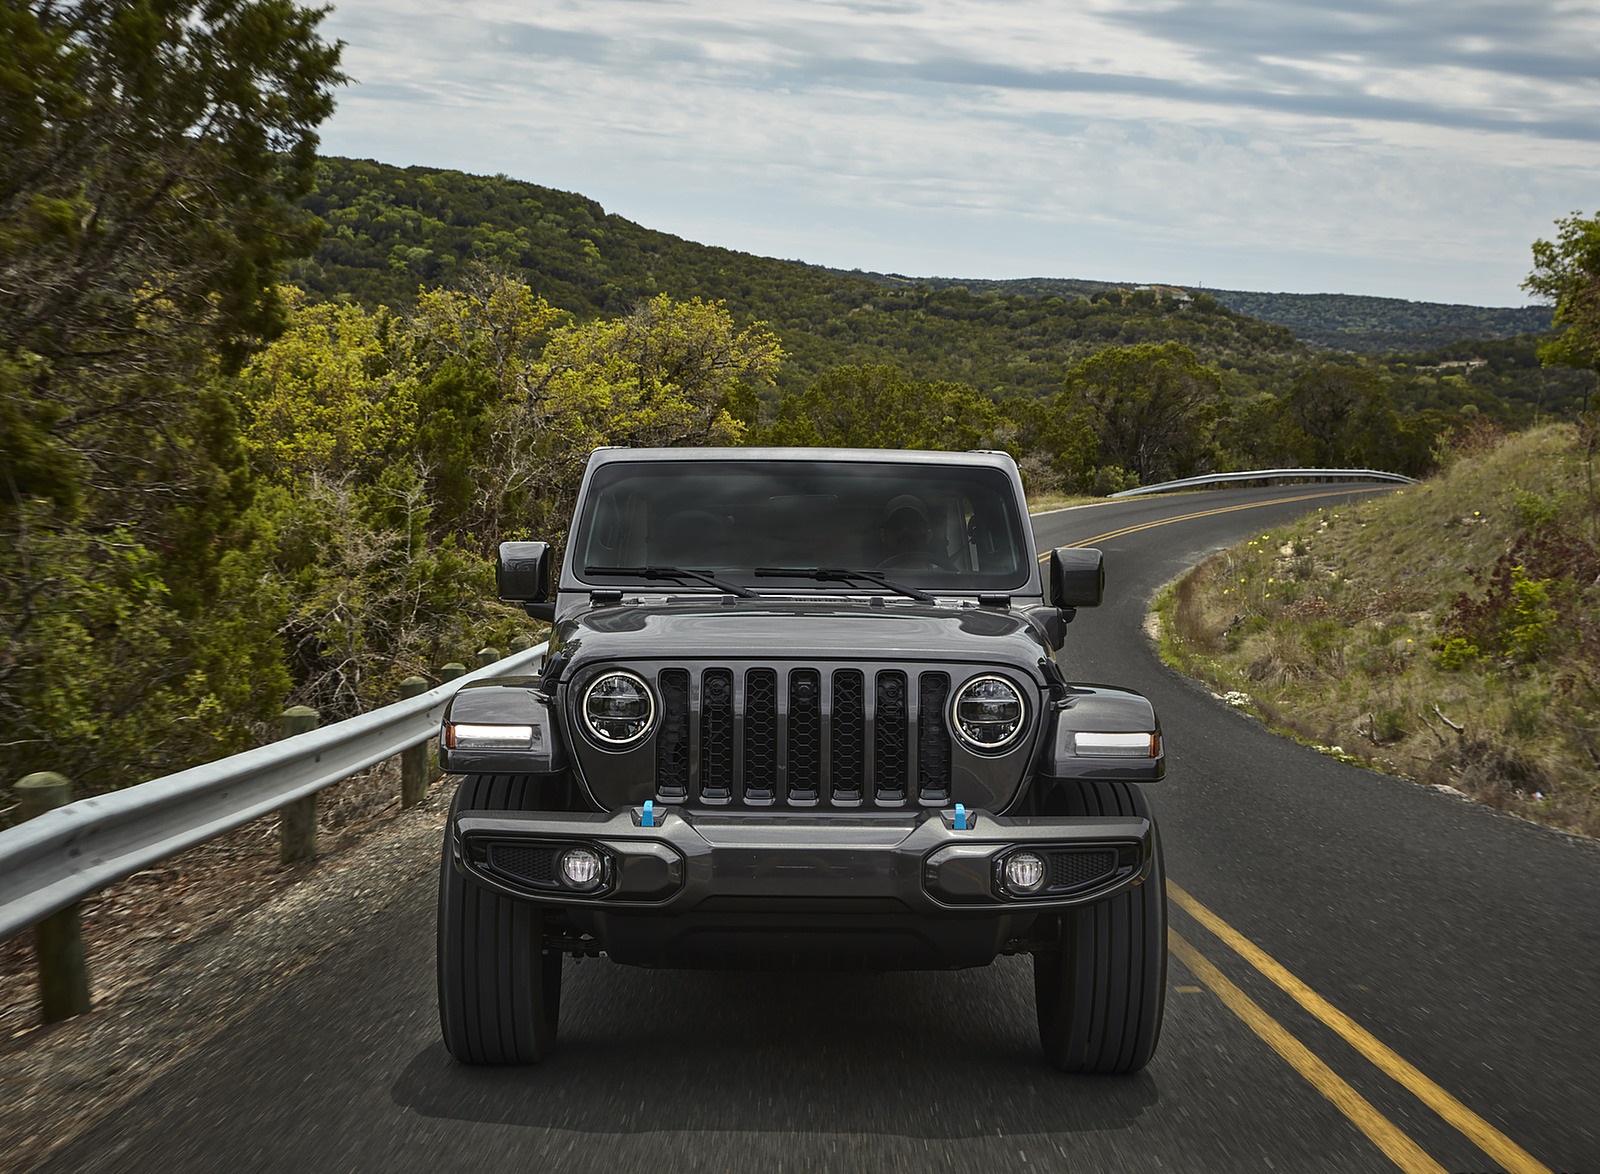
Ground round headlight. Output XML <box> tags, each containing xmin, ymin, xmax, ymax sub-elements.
<box><xmin>1003</xmin><ymin>851</ymin><xmax>1048</xmax><ymax>896</ymax></box>
<box><xmin>582</xmin><ymin>671</ymin><xmax>656</xmax><ymax>745</ymax></box>
<box><xmin>951</xmin><ymin>675</ymin><xmax>1026</xmax><ymax>750</ymax></box>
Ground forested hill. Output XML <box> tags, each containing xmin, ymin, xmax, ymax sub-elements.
<box><xmin>1196</xmin><ymin>289</ymin><xmax>1549</xmax><ymax>353</ymax></box>
<box><xmin>878</xmin><ymin>277</ymin><xmax>1551</xmax><ymax>353</ymax></box>
<box><xmin>293</xmin><ymin>156</ymin><xmax>1308</xmax><ymax>398</ymax></box>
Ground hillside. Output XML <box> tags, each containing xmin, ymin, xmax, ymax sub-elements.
<box><xmin>292</xmin><ymin>157</ymin><xmax>1309</xmax><ymax>399</ymax></box>
<box><xmin>1157</xmin><ymin>424</ymin><xmax>1600</xmax><ymax>837</ymax></box>
<box><xmin>292</xmin><ymin>157</ymin><xmax>1585</xmax><ymax>419</ymax></box>
<box><xmin>882</xmin><ymin>276</ymin><xmax>1551</xmax><ymax>353</ymax></box>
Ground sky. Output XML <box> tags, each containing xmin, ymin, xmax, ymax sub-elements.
<box><xmin>314</xmin><ymin>0</ymin><xmax>1600</xmax><ymax>308</ymax></box>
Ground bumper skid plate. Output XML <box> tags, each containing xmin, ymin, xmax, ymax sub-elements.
<box><xmin>453</xmin><ymin>806</ymin><xmax>1150</xmax><ymax>914</ymax></box>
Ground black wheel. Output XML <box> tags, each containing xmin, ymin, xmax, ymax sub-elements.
<box><xmin>437</xmin><ymin>774</ymin><xmax>562</xmax><ymax>1064</ymax></box>
<box><xmin>1033</xmin><ymin>779</ymin><xmax>1167</xmax><ymax>1074</ymax></box>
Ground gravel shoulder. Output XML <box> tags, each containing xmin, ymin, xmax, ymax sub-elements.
<box><xmin>0</xmin><ymin>767</ymin><xmax>455</xmax><ymax>1172</ymax></box>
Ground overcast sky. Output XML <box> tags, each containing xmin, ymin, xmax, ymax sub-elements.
<box><xmin>315</xmin><ymin>0</ymin><xmax>1600</xmax><ymax>307</ymax></box>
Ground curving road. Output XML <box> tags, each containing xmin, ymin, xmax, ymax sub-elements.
<box><xmin>30</xmin><ymin>485</ymin><xmax>1600</xmax><ymax>1173</ymax></box>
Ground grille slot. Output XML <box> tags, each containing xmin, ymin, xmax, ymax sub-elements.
<box><xmin>701</xmin><ymin>669</ymin><xmax>734</xmax><ymax>801</ymax></box>
<box><xmin>831</xmin><ymin>670</ymin><xmax>865</xmax><ymax>802</ymax></box>
<box><xmin>874</xmin><ymin>671</ymin><xmax>909</xmax><ymax>803</ymax></box>
<box><xmin>649</xmin><ymin>665</ymin><xmax>1009</xmax><ymax>810</ymax></box>
<box><xmin>917</xmin><ymin>672</ymin><xmax>952</xmax><ymax>803</ymax></box>
<box><xmin>788</xmin><ymin>669</ymin><xmax>823</xmax><ymax>802</ymax></box>
<box><xmin>656</xmin><ymin>669</ymin><xmax>690</xmax><ymax>800</ymax></box>
<box><xmin>744</xmin><ymin>669</ymin><xmax>778</xmax><ymax>802</ymax></box>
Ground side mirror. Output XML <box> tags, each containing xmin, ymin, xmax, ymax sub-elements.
<box><xmin>497</xmin><ymin>541</ymin><xmax>551</xmax><ymax>603</ymax></box>
<box><xmin>1050</xmin><ymin>547</ymin><xmax>1104</xmax><ymax>608</ymax></box>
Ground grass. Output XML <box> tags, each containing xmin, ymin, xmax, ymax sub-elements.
<box><xmin>1155</xmin><ymin>423</ymin><xmax>1600</xmax><ymax>839</ymax></box>
<box><xmin>1027</xmin><ymin>491</ymin><xmax>1100</xmax><ymax>514</ymax></box>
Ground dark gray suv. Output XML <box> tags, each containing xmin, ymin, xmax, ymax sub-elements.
<box><xmin>436</xmin><ymin>447</ymin><xmax>1167</xmax><ymax>1072</ymax></box>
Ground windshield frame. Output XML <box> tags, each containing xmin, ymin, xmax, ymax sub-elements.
<box><xmin>563</xmin><ymin>455</ymin><xmax>1038</xmax><ymax>598</ymax></box>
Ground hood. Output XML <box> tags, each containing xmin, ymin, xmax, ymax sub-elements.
<box><xmin>553</xmin><ymin>597</ymin><xmax>1052</xmax><ymax>674</ymax></box>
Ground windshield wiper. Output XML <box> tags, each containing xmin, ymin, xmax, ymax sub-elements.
<box><xmin>585</xmin><ymin>565</ymin><xmax>761</xmax><ymax>599</ymax></box>
<box><xmin>754</xmin><ymin>566</ymin><xmax>935</xmax><ymax>603</ymax></box>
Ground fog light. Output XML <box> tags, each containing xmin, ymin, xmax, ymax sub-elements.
<box><xmin>1004</xmin><ymin>851</ymin><xmax>1047</xmax><ymax>896</ymax></box>
<box><xmin>559</xmin><ymin>847</ymin><xmax>605</xmax><ymax>891</ymax></box>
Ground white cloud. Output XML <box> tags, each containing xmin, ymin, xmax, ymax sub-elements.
<box><xmin>315</xmin><ymin>0</ymin><xmax>1600</xmax><ymax>303</ymax></box>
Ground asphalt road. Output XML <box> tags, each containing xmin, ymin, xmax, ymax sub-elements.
<box><xmin>33</xmin><ymin>485</ymin><xmax>1600</xmax><ymax>1173</ymax></box>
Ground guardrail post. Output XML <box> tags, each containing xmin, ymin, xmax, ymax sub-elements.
<box><xmin>399</xmin><ymin>676</ymin><xmax>431</xmax><ymax>808</ymax></box>
<box><xmin>18</xmin><ymin>772</ymin><xmax>92</xmax><ymax>1023</ymax></box>
<box><xmin>279</xmin><ymin>707</ymin><xmax>320</xmax><ymax>864</ymax></box>
<box><xmin>477</xmin><ymin>647</ymin><xmax>500</xmax><ymax>668</ymax></box>
<box><xmin>439</xmin><ymin>662</ymin><xmax>466</xmax><ymax>683</ymax></box>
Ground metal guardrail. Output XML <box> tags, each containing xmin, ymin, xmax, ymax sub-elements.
<box><xmin>0</xmin><ymin>643</ymin><xmax>546</xmax><ymax>942</ymax></box>
<box><xmin>1110</xmin><ymin>469</ymin><xmax>1418</xmax><ymax>498</ymax></box>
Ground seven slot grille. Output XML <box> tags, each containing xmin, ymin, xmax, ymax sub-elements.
<box><xmin>655</xmin><ymin>667</ymin><xmax>957</xmax><ymax>807</ymax></box>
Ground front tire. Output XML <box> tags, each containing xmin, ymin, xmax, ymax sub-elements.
<box><xmin>437</xmin><ymin>774</ymin><xmax>562</xmax><ymax>1064</ymax></box>
<box><xmin>1033</xmin><ymin>779</ymin><xmax>1167</xmax><ymax>1073</ymax></box>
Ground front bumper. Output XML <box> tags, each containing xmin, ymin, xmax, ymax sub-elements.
<box><xmin>452</xmin><ymin>805</ymin><xmax>1151</xmax><ymax>917</ymax></box>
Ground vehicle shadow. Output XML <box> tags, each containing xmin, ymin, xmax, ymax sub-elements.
<box><xmin>391</xmin><ymin>959</ymin><xmax>1162</xmax><ymax>1139</ymax></box>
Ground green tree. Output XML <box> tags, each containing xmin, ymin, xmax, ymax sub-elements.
<box><xmin>1525</xmin><ymin>212</ymin><xmax>1600</xmax><ymax>379</ymax></box>
<box><xmin>1058</xmin><ymin>343</ymin><xmax>1224</xmax><ymax>486</ymax></box>
<box><xmin>1</xmin><ymin>0</ymin><xmax>345</xmax><ymax>791</ymax></box>
<box><xmin>1524</xmin><ymin>212</ymin><xmax>1600</xmax><ymax>537</ymax></box>
<box><xmin>762</xmin><ymin>365</ymin><xmax>1000</xmax><ymax>452</ymax></box>
<box><xmin>1285</xmin><ymin>363</ymin><xmax>1398</xmax><ymax>468</ymax></box>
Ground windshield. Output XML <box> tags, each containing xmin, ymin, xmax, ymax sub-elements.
<box><xmin>571</xmin><ymin>459</ymin><xmax>1033</xmax><ymax>592</ymax></box>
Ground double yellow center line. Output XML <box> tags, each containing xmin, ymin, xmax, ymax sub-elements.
<box><xmin>1035</xmin><ymin>486</ymin><xmax>1395</xmax><ymax>561</ymax></box>
<box><xmin>1170</xmin><ymin>884</ymin><xmax>1552</xmax><ymax>1174</ymax></box>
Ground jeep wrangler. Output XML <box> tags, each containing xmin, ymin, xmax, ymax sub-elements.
<box><xmin>436</xmin><ymin>447</ymin><xmax>1166</xmax><ymax>1072</ymax></box>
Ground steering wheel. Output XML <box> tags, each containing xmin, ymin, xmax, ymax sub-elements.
<box><xmin>875</xmin><ymin>550</ymin><xmax>958</xmax><ymax>572</ymax></box>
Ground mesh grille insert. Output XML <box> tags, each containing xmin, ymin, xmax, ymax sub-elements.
<box><xmin>1050</xmin><ymin>849</ymin><xmax>1117</xmax><ymax>890</ymax></box>
<box><xmin>744</xmin><ymin>669</ymin><xmax>778</xmax><ymax>802</ymax></box>
<box><xmin>874</xmin><ymin>671</ymin><xmax>909</xmax><ymax>802</ymax></box>
<box><xmin>831</xmin><ymin>670</ymin><xmax>866</xmax><ymax>802</ymax></box>
<box><xmin>488</xmin><ymin>844</ymin><xmax>558</xmax><ymax>886</ymax></box>
<box><xmin>917</xmin><ymin>672</ymin><xmax>952</xmax><ymax>802</ymax></box>
<box><xmin>656</xmin><ymin>669</ymin><xmax>690</xmax><ymax>800</ymax></box>
<box><xmin>788</xmin><ymin>669</ymin><xmax>822</xmax><ymax>802</ymax></box>
<box><xmin>701</xmin><ymin>669</ymin><xmax>734</xmax><ymax>800</ymax></box>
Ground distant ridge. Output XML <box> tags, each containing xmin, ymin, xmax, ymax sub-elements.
<box><xmin>843</xmin><ymin>274</ymin><xmax>1551</xmax><ymax>354</ymax></box>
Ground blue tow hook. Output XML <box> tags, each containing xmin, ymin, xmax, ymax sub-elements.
<box><xmin>954</xmin><ymin>803</ymin><xmax>967</xmax><ymax>830</ymax></box>
<box><xmin>642</xmin><ymin>799</ymin><xmax>655</xmax><ymax>828</ymax></box>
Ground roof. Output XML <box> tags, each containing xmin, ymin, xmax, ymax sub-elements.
<box><xmin>584</xmin><ymin>446</ymin><xmax>1018</xmax><ymax>470</ymax></box>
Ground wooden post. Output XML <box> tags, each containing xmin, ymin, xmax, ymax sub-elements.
<box><xmin>17</xmin><ymin>773</ymin><xmax>92</xmax><ymax>1023</ymax></box>
<box><xmin>400</xmin><ymin>676</ymin><xmax>430</xmax><ymax>808</ymax></box>
<box><xmin>439</xmin><ymin>662</ymin><xmax>467</xmax><ymax>683</ymax></box>
<box><xmin>476</xmin><ymin>647</ymin><xmax>500</xmax><ymax>668</ymax></box>
<box><xmin>279</xmin><ymin>706</ymin><xmax>320</xmax><ymax>864</ymax></box>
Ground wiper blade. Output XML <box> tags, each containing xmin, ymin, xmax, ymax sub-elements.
<box><xmin>754</xmin><ymin>566</ymin><xmax>935</xmax><ymax>603</ymax></box>
<box><xmin>585</xmin><ymin>565</ymin><xmax>761</xmax><ymax>599</ymax></box>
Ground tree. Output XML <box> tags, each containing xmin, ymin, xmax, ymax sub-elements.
<box><xmin>1524</xmin><ymin>212</ymin><xmax>1600</xmax><ymax>380</ymax></box>
<box><xmin>411</xmin><ymin>277</ymin><xmax>779</xmax><ymax>543</ymax></box>
<box><xmin>1</xmin><ymin>0</ymin><xmax>345</xmax><ymax>383</ymax></box>
<box><xmin>1058</xmin><ymin>343</ymin><xmax>1223</xmax><ymax>487</ymax></box>
<box><xmin>1525</xmin><ymin>212</ymin><xmax>1600</xmax><ymax>538</ymax></box>
<box><xmin>762</xmin><ymin>365</ymin><xmax>1001</xmax><ymax>452</ymax></box>
<box><xmin>1285</xmin><ymin>363</ymin><xmax>1397</xmax><ymax>468</ymax></box>
<box><xmin>0</xmin><ymin>0</ymin><xmax>345</xmax><ymax>790</ymax></box>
